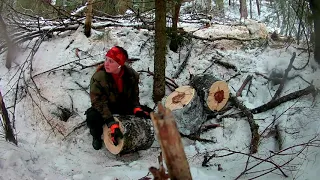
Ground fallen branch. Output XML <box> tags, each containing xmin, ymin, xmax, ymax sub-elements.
<box><xmin>138</xmin><ymin>69</ymin><xmax>179</xmax><ymax>89</ymax></box>
<box><xmin>230</xmin><ymin>96</ymin><xmax>259</xmax><ymax>154</ymax></box>
<box><xmin>271</xmin><ymin>52</ymin><xmax>296</xmax><ymax>101</ymax></box>
<box><xmin>173</xmin><ymin>43</ymin><xmax>193</xmax><ymax>79</ymax></box>
<box><xmin>62</xmin><ymin>120</ymin><xmax>86</xmax><ymax>140</ymax></box>
<box><xmin>236</xmin><ymin>75</ymin><xmax>253</xmax><ymax>97</ymax></box>
<box><xmin>220</xmin><ymin>85</ymin><xmax>317</xmax><ymax>119</ymax></box>
<box><xmin>180</xmin><ymin>132</ymin><xmax>216</xmax><ymax>143</ymax></box>
<box><xmin>251</xmin><ymin>85</ymin><xmax>316</xmax><ymax>114</ymax></box>
<box><xmin>215</xmin><ymin>59</ymin><xmax>238</xmax><ymax>71</ymax></box>
<box><xmin>189</xmin><ymin>34</ymin><xmax>261</xmax><ymax>42</ymax></box>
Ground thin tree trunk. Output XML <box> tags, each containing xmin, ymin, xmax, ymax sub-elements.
<box><xmin>240</xmin><ymin>0</ymin><xmax>248</xmax><ymax>20</ymax></box>
<box><xmin>84</xmin><ymin>0</ymin><xmax>93</xmax><ymax>37</ymax></box>
<box><xmin>0</xmin><ymin>90</ymin><xmax>17</xmax><ymax>145</ymax></box>
<box><xmin>169</xmin><ymin>0</ymin><xmax>182</xmax><ymax>53</ymax></box>
<box><xmin>153</xmin><ymin>0</ymin><xmax>166</xmax><ymax>103</ymax></box>
<box><xmin>0</xmin><ymin>14</ymin><xmax>13</xmax><ymax>69</ymax></box>
<box><xmin>250</xmin><ymin>0</ymin><xmax>253</xmax><ymax>18</ymax></box>
<box><xmin>256</xmin><ymin>0</ymin><xmax>260</xmax><ymax>16</ymax></box>
<box><xmin>309</xmin><ymin>0</ymin><xmax>320</xmax><ymax>64</ymax></box>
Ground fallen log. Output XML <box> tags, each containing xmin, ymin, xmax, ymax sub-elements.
<box><xmin>103</xmin><ymin>115</ymin><xmax>154</xmax><ymax>155</ymax></box>
<box><xmin>165</xmin><ymin>85</ymin><xmax>206</xmax><ymax>134</ymax></box>
<box><xmin>151</xmin><ymin>103</ymin><xmax>192</xmax><ymax>180</ymax></box>
<box><xmin>190</xmin><ymin>74</ymin><xmax>230</xmax><ymax>113</ymax></box>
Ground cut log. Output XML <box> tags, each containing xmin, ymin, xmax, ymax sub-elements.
<box><xmin>103</xmin><ymin>115</ymin><xmax>154</xmax><ymax>155</ymax></box>
<box><xmin>190</xmin><ymin>74</ymin><xmax>230</xmax><ymax>112</ymax></box>
<box><xmin>164</xmin><ymin>85</ymin><xmax>206</xmax><ymax>134</ymax></box>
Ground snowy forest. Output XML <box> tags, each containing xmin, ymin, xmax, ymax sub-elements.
<box><xmin>0</xmin><ymin>0</ymin><xmax>320</xmax><ymax>179</ymax></box>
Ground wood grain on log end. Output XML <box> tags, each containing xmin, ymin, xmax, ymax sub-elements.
<box><xmin>207</xmin><ymin>80</ymin><xmax>230</xmax><ymax>111</ymax></box>
<box><xmin>103</xmin><ymin>117</ymin><xmax>125</xmax><ymax>155</ymax></box>
<box><xmin>165</xmin><ymin>86</ymin><xmax>195</xmax><ymax>110</ymax></box>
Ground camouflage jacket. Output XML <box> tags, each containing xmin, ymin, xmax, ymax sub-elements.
<box><xmin>89</xmin><ymin>65</ymin><xmax>140</xmax><ymax>121</ymax></box>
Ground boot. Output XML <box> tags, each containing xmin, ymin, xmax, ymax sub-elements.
<box><xmin>92</xmin><ymin>137</ymin><xmax>102</xmax><ymax>150</ymax></box>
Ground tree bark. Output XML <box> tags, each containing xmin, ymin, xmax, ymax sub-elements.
<box><xmin>0</xmin><ymin>90</ymin><xmax>17</xmax><ymax>145</ymax></box>
<box><xmin>84</xmin><ymin>0</ymin><xmax>93</xmax><ymax>37</ymax></box>
<box><xmin>0</xmin><ymin>14</ymin><xmax>13</xmax><ymax>69</ymax></box>
<box><xmin>240</xmin><ymin>0</ymin><xmax>248</xmax><ymax>19</ymax></box>
<box><xmin>169</xmin><ymin>0</ymin><xmax>182</xmax><ymax>52</ymax></box>
<box><xmin>309</xmin><ymin>0</ymin><xmax>320</xmax><ymax>64</ymax></box>
<box><xmin>153</xmin><ymin>0</ymin><xmax>166</xmax><ymax>103</ymax></box>
<box><xmin>151</xmin><ymin>103</ymin><xmax>192</xmax><ymax>180</ymax></box>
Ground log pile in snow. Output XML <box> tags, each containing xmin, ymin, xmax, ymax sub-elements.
<box><xmin>164</xmin><ymin>75</ymin><xmax>230</xmax><ymax>135</ymax></box>
<box><xmin>103</xmin><ymin>115</ymin><xmax>154</xmax><ymax>155</ymax></box>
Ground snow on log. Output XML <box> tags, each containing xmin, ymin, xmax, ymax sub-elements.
<box><xmin>190</xmin><ymin>74</ymin><xmax>230</xmax><ymax>112</ymax></box>
<box><xmin>103</xmin><ymin>115</ymin><xmax>154</xmax><ymax>155</ymax></box>
<box><xmin>164</xmin><ymin>85</ymin><xmax>206</xmax><ymax>135</ymax></box>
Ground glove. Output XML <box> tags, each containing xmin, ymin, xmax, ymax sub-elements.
<box><xmin>107</xmin><ymin>118</ymin><xmax>123</xmax><ymax>146</ymax></box>
<box><xmin>134</xmin><ymin>107</ymin><xmax>150</xmax><ymax>119</ymax></box>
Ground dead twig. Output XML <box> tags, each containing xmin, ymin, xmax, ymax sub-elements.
<box><xmin>272</xmin><ymin>52</ymin><xmax>296</xmax><ymax>101</ymax></box>
<box><xmin>236</xmin><ymin>75</ymin><xmax>253</xmax><ymax>97</ymax></box>
<box><xmin>230</xmin><ymin>96</ymin><xmax>259</xmax><ymax>154</ymax></box>
<box><xmin>173</xmin><ymin>43</ymin><xmax>193</xmax><ymax>79</ymax></box>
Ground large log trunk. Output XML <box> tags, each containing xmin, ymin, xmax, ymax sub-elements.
<box><xmin>190</xmin><ymin>74</ymin><xmax>230</xmax><ymax>113</ymax></box>
<box><xmin>165</xmin><ymin>85</ymin><xmax>206</xmax><ymax>135</ymax></box>
<box><xmin>103</xmin><ymin>115</ymin><xmax>154</xmax><ymax>155</ymax></box>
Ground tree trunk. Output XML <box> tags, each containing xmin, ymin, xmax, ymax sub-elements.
<box><xmin>103</xmin><ymin>115</ymin><xmax>154</xmax><ymax>155</ymax></box>
<box><xmin>153</xmin><ymin>0</ymin><xmax>166</xmax><ymax>103</ymax></box>
<box><xmin>164</xmin><ymin>86</ymin><xmax>206</xmax><ymax>135</ymax></box>
<box><xmin>0</xmin><ymin>90</ymin><xmax>17</xmax><ymax>145</ymax></box>
<box><xmin>84</xmin><ymin>0</ymin><xmax>93</xmax><ymax>37</ymax></box>
<box><xmin>0</xmin><ymin>14</ymin><xmax>14</xmax><ymax>69</ymax></box>
<box><xmin>309</xmin><ymin>0</ymin><xmax>320</xmax><ymax>64</ymax></box>
<box><xmin>255</xmin><ymin>0</ymin><xmax>260</xmax><ymax>16</ymax></box>
<box><xmin>169</xmin><ymin>0</ymin><xmax>182</xmax><ymax>53</ymax></box>
<box><xmin>151</xmin><ymin>103</ymin><xmax>192</xmax><ymax>180</ymax></box>
<box><xmin>240</xmin><ymin>0</ymin><xmax>248</xmax><ymax>20</ymax></box>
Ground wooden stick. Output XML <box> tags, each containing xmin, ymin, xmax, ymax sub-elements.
<box><xmin>271</xmin><ymin>52</ymin><xmax>296</xmax><ymax>101</ymax></box>
<box><xmin>151</xmin><ymin>103</ymin><xmax>192</xmax><ymax>180</ymax></box>
<box><xmin>236</xmin><ymin>75</ymin><xmax>253</xmax><ymax>97</ymax></box>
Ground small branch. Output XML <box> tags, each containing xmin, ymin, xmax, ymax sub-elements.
<box><xmin>230</xmin><ymin>96</ymin><xmax>259</xmax><ymax>154</ymax></box>
<box><xmin>274</xmin><ymin>124</ymin><xmax>283</xmax><ymax>151</ymax></box>
<box><xmin>180</xmin><ymin>132</ymin><xmax>216</xmax><ymax>143</ymax></box>
<box><xmin>173</xmin><ymin>43</ymin><xmax>193</xmax><ymax>79</ymax></box>
<box><xmin>62</xmin><ymin>120</ymin><xmax>86</xmax><ymax>140</ymax></box>
<box><xmin>236</xmin><ymin>75</ymin><xmax>253</xmax><ymax>97</ymax></box>
<box><xmin>215</xmin><ymin>59</ymin><xmax>238</xmax><ymax>71</ymax></box>
<box><xmin>271</xmin><ymin>52</ymin><xmax>296</xmax><ymax>101</ymax></box>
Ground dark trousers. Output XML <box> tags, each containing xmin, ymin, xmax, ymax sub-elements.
<box><xmin>85</xmin><ymin>105</ymin><xmax>153</xmax><ymax>138</ymax></box>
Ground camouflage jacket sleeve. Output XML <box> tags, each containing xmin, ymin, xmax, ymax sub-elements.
<box><xmin>89</xmin><ymin>71</ymin><xmax>113</xmax><ymax>121</ymax></box>
<box><xmin>132</xmin><ymin>69</ymin><xmax>141</xmax><ymax>108</ymax></box>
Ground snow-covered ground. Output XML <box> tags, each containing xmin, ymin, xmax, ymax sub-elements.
<box><xmin>1</xmin><ymin>1</ymin><xmax>320</xmax><ymax>180</ymax></box>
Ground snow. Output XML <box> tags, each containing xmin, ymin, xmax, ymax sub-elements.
<box><xmin>1</xmin><ymin>1</ymin><xmax>320</xmax><ymax>180</ymax></box>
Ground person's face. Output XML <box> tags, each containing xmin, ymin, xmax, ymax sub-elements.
<box><xmin>104</xmin><ymin>57</ymin><xmax>120</xmax><ymax>74</ymax></box>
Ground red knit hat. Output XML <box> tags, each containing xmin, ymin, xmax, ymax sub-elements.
<box><xmin>105</xmin><ymin>46</ymin><xmax>127</xmax><ymax>66</ymax></box>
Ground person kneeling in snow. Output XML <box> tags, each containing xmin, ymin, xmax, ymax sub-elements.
<box><xmin>85</xmin><ymin>46</ymin><xmax>152</xmax><ymax>150</ymax></box>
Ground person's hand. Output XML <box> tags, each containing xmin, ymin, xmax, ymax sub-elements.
<box><xmin>108</xmin><ymin>121</ymin><xmax>123</xmax><ymax>146</ymax></box>
<box><xmin>134</xmin><ymin>107</ymin><xmax>150</xmax><ymax>119</ymax></box>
